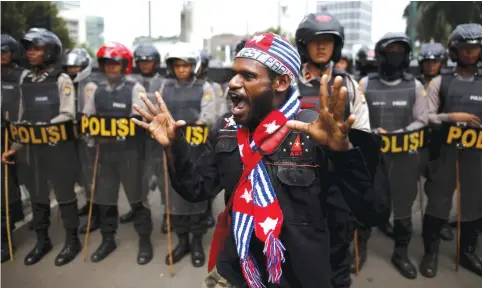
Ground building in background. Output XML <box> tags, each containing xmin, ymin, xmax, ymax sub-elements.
<box><xmin>316</xmin><ymin>1</ymin><xmax>372</xmax><ymax>51</ymax></box>
<box><xmin>85</xmin><ymin>16</ymin><xmax>105</xmax><ymax>52</ymax></box>
<box><xmin>56</xmin><ymin>1</ymin><xmax>85</xmax><ymax>45</ymax></box>
<box><xmin>54</xmin><ymin>1</ymin><xmax>80</xmax><ymax>11</ymax></box>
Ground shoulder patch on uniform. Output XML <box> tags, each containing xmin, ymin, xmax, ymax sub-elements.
<box><xmin>203</xmin><ymin>90</ymin><xmax>213</xmax><ymax>101</ymax></box>
<box><xmin>216</xmin><ymin>87</ymin><xmax>223</xmax><ymax>97</ymax></box>
<box><xmin>421</xmin><ymin>87</ymin><xmax>427</xmax><ymax>97</ymax></box>
<box><xmin>63</xmin><ymin>86</ymin><xmax>72</xmax><ymax>97</ymax></box>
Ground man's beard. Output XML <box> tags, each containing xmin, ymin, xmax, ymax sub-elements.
<box><xmin>238</xmin><ymin>86</ymin><xmax>275</xmax><ymax>131</ymax></box>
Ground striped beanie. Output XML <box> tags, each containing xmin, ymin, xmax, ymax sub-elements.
<box><xmin>235</xmin><ymin>33</ymin><xmax>301</xmax><ymax>83</ymax></box>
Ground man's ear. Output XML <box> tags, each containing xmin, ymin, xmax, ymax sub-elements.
<box><xmin>274</xmin><ymin>74</ymin><xmax>291</xmax><ymax>93</ymax></box>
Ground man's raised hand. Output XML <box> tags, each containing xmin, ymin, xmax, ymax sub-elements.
<box><xmin>286</xmin><ymin>75</ymin><xmax>355</xmax><ymax>151</ymax></box>
<box><xmin>132</xmin><ymin>91</ymin><xmax>186</xmax><ymax>147</ymax></box>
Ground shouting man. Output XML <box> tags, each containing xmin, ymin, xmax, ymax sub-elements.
<box><xmin>132</xmin><ymin>33</ymin><xmax>389</xmax><ymax>288</ymax></box>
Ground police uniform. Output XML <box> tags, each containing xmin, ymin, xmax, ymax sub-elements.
<box><xmin>15</xmin><ymin>68</ymin><xmax>81</xmax><ymax>266</ymax></box>
<box><xmin>160</xmin><ymin>76</ymin><xmax>215</xmax><ymax>266</ymax></box>
<box><xmin>82</xmin><ymin>79</ymin><xmax>153</xmax><ymax>260</ymax></box>
<box><xmin>1</xmin><ymin>65</ymin><xmax>29</xmax><ymax>263</ymax></box>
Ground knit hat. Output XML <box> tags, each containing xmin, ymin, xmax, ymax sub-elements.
<box><xmin>235</xmin><ymin>33</ymin><xmax>301</xmax><ymax>83</ymax></box>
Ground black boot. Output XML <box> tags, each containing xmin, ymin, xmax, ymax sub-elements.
<box><xmin>165</xmin><ymin>233</ymin><xmax>190</xmax><ymax>265</ymax></box>
<box><xmin>378</xmin><ymin>221</ymin><xmax>394</xmax><ymax>239</ymax></box>
<box><xmin>55</xmin><ymin>203</ymin><xmax>81</xmax><ymax>266</ymax></box>
<box><xmin>79</xmin><ymin>203</ymin><xmax>100</xmax><ymax>234</ymax></box>
<box><xmin>91</xmin><ymin>205</ymin><xmax>118</xmax><ymax>262</ymax></box>
<box><xmin>91</xmin><ymin>234</ymin><xmax>117</xmax><ymax>263</ymax></box>
<box><xmin>191</xmin><ymin>234</ymin><xmax>205</xmax><ymax>267</ymax></box>
<box><xmin>137</xmin><ymin>236</ymin><xmax>153</xmax><ymax>265</ymax></box>
<box><xmin>24</xmin><ymin>230</ymin><xmax>53</xmax><ymax>266</ymax></box>
<box><xmin>120</xmin><ymin>210</ymin><xmax>135</xmax><ymax>224</ymax></box>
<box><xmin>459</xmin><ymin>220</ymin><xmax>482</xmax><ymax>277</ymax></box>
<box><xmin>420</xmin><ymin>215</ymin><xmax>444</xmax><ymax>278</ymax></box>
<box><xmin>391</xmin><ymin>219</ymin><xmax>417</xmax><ymax>279</ymax></box>
<box><xmin>440</xmin><ymin>222</ymin><xmax>454</xmax><ymax>241</ymax></box>
<box><xmin>25</xmin><ymin>203</ymin><xmax>52</xmax><ymax>266</ymax></box>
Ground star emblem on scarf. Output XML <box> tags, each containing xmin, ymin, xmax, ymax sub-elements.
<box><xmin>240</xmin><ymin>188</ymin><xmax>253</xmax><ymax>203</ymax></box>
<box><xmin>264</xmin><ymin>120</ymin><xmax>280</xmax><ymax>135</ymax></box>
<box><xmin>259</xmin><ymin>217</ymin><xmax>279</xmax><ymax>235</ymax></box>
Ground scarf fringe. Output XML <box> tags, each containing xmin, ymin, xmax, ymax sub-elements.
<box><xmin>264</xmin><ymin>231</ymin><xmax>286</xmax><ymax>283</ymax></box>
<box><xmin>241</xmin><ymin>255</ymin><xmax>265</xmax><ymax>288</ymax></box>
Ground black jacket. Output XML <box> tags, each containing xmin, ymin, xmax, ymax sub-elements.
<box><xmin>167</xmin><ymin>110</ymin><xmax>390</xmax><ymax>288</ymax></box>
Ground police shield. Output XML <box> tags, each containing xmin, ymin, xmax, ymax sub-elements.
<box><xmin>379</xmin><ymin>127</ymin><xmax>428</xmax><ymax>219</ymax></box>
<box><xmin>10</xmin><ymin>80</ymin><xmax>80</xmax><ymax>229</ymax></box>
<box><xmin>425</xmin><ymin>123</ymin><xmax>482</xmax><ymax>221</ymax></box>
<box><xmin>79</xmin><ymin>114</ymin><xmax>148</xmax><ymax>207</ymax></box>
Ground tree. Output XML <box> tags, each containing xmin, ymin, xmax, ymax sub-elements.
<box><xmin>1</xmin><ymin>1</ymin><xmax>74</xmax><ymax>49</ymax></box>
<box><xmin>403</xmin><ymin>1</ymin><xmax>482</xmax><ymax>44</ymax></box>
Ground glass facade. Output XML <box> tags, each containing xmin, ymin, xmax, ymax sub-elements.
<box><xmin>86</xmin><ymin>16</ymin><xmax>105</xmax><ymax>52</ymax></box>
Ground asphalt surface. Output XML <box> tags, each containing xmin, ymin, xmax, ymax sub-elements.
<box><xmin>1</xmin><ymin>186</ymin><xmax>481</xmax><ymax>288</ymax></box>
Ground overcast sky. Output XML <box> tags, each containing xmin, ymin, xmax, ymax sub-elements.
<box><xmin>82</xmin><ymin>0</ymin><xmax>410</xmax><ymax>47</ymax></box>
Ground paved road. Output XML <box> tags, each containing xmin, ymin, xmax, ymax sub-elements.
<box><xmin>2</xmin><ymin>188</ymin><xmax>481</xmax><ymax>288</ymax></box>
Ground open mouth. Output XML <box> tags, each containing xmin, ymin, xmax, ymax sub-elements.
<box><xmin>229</xmin><ymin>91</ymin><xmax>249</xmax><ymax>116</ymax></box>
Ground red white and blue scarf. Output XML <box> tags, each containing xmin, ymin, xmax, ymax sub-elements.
<box><xmin>232</xmin><ymin>89</ymin><xmax>301</xmax><ymax>288</ymax></box>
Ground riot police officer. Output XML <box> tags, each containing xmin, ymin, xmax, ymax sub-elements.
<box><xmin>335</xmin><ymin>49</ymin><xmax>353</xmax><ymax>74</ymax></box>
<box><xmin>295</xmin><ymin>11</ymin><xmax>372</xmax><ymax>288</ymax></box>
<box><xmin>355</xmin><ymin>45</ymin><xmax>378</xmax><ymax>81</ymax></box>
<box><xmin>61</xmin><ymin>48</ymin><xmax>101</xmax><ymax>235</ymax></box>
<box><xmin>1</xmin><ymin>28</ymin><xmax>81</xmax><ymax>266</ymax></box>
<box><xmin>160</xmin><ymin>44</ymin><xmax>216</xmax><ymax>267</ymax></box>
<box><xmin>1</xmin><ymin>34</ymin><xmax>28</xmax><ymax>263</ymax></box>
<box><xmin>422</xmin><ymin>23</ymin><xmax>482</xmax><ymax>278</ymax></box>
<box><xmin>358</xmin><ymin>32</ymin><xmax>428</xmax><ymax>279</ymax></box>
<box><xmin>418</xmin><ymin>42</ymin><xmax>447</xmax><ymax>88</ymax></box>
<box><xmin>119</xmin><ymin>44</ymin><xmax>168</xmax><ymax>233</ymax></box>
<box><xmin>82</xmin><ymin>42</ymin><xmax>153</xmax><ymax>265</ymax></box>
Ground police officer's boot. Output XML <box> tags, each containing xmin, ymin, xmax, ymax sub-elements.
<box><xmin>350</xmin><ymin>225</ymin><xmax>371</xmax><ymax>273</ymax></box>
<box><xmin>191</xmin><ymin>233</ymin><xmax>205</xmax><ymax>267</ymax></box>
<box><xmin>91</xmin><ymin>205</ymin><xmax>118</xmax><ymax>263</ymax></box>
<box><xmin>378</xmin><ymin>221</ymin><xmax>394</xmax><ymax>239</ymax></box>
<box><xmin>391</xmin><ymin>218</ymin><xmax>417</xmax><ymax>279</ymax></box>
<box><xmin>420</xmin><ymin>214</ymin><xmax>445</xmax><ymax>278</ymax></box>
<box><xmin>24</xmin><ymin>203</ymin><xmax>53</xmax><ymax>265</ymax></box>
<box><xmin>120</xmin><ymin>210</ymin><xmax>135</xmax><ymax>224</ymax></box>
<box><xmin>166</xmin><ymin>233</ymin><xmax>190</xmax><ymax>265</ymax></box>
<box><xmin>440</xmin><ymin>222</ymin><xmax>454</xmax><ymax>241</ymax></box>
<box><xmin>55</xmin><ymin>202</ymin><xmax>81</xmax><ymax>266</ymax></box>
<box><xmin>131</xmin><ymin>202</ymin><xmax>153</xmax><ymax>265</ymax></box>
<box><xmin>79</xmin><ymin>203</ymin><xmax>100</xmax><ymax>234</ymax></box>
<box><xmin>459</xmin><ymin>220</ymin><xmax>482</xmax><ymax>277</ymax></box>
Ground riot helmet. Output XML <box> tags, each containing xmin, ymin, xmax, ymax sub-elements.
<box><xmin>1</xmin><ymin>34</ymin><xmax>20</xmax><ymax>66</ymax></box>
<box><xmin>61</xmin><ymin>48</ymin><xmax>92</xmax><ymax>83</ymax></box>
<box><xmin>165</xmin><ymin>43</ymin><xmax>200</xmax><ymax>81</ymax></box>
<box><xmin>97</xmin><ymin>42</ymin><xmax>133</xmax><ymax>82</ymax></box>
<box><xmin>21</xmin><ymin>28</ymin><xmax>62</xmax><ymax>67</ymax></box>
<box><xmin>134</xmin><ymin>44</ymin><xmax>161</xmax><ymax>77</ymax></box>
<box><xmin>418</xmin><ymin>42</ymin><xmax>447</xmax><ymax>76</ymax></box>
<box><xmin>335</xmin><ymin>49</ymin><xmax>353</xmax><ymax>72</ymax></box>
<box><xmin>295</xmin><ymin>12</ymin><xmax>344</xmax><ymax>70</ymax></box>
<box><xmin>375</xmin><ymin>32</ymin><xmax>412</xmax><ymax>80</ymax></box>
<box><xmin>447</xmin><ymin>23</ymin><xmax>482</xmax><ymax>67</ymax></box>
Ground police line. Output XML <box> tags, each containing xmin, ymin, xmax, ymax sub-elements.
<box><xmin>5</xmin><ymin>116</ymin><xmax>209</xmax><ymax>146</ymax></box>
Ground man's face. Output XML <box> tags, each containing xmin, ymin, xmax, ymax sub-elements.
<box><xmin>173</xmin><ymin>59</ymin><xmax>192</xmax><ymax>81</ymax></box>
<box><xmin>66</xmin><ymin>66</ymin><xmax>82</xmax><ymax>74</ymax></box>
<box><xmin>422</xmin><ymin>59</ymin><xmax>442</xmax><ymax>76</ymax></box>
<box><xmin>228</xmin><ymin>58</ymin><xmax>276</xmax><ymax>128</ymax></box>
<box><xmin>103</xmin><ymin>59</ymin><xmax>123</xmax><ymax>80</ymax></box>
<box><xmin>1</xmin><ymin>51</ymin><xmax>12</xmax><ymax>66</ymax></box>
<box><xmin>335</xmin><ymin>59</ymin><xmax>348</xmax><ymax>70</ymax></box>
<box><xmin>457</xmin><ymin>44</ymin><xmax>481</xmax><ymax>66</ymax></box>
<box><xmin>137</xmin><ymin>60</ymin><xmax>156</xmax><ymax>74</ymax></box>
<box><xmin>307</xmin><ymin>34</ymin><xmax>335</xmax><ymax>64</ymax></box>
<box><xmin>386</xmin><ymin>42</ymin><xmax>405</xmax><ymax>53</ymax></box>
<box><xmin>26</xmin><ymin>44</ymin><xmax>45</xmax><ymax>66</ymax></box>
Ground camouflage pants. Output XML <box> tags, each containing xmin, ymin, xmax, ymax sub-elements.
<box><xmin>202</xmin><ymin>268</ymin><xmax>239</xmax><ymax>288</ymax></box>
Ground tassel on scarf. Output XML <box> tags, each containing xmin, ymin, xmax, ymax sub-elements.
<box><xmin>264</xmin><ymin>231</ymin><xmax>286</xmax><ymax>284</ymax></box>
<box><xmin>241</xmin><ymin>254</ymin><xmax>265</xmax><ymax>288</ymax></box>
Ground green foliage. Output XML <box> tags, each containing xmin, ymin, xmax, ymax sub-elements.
<box><xmin>403</xmin><ymin>1</ymin><xmax>482</xmax><ymax>44</ymax></box>
<box><xmin>1</xmin><ymin>1</ymin><xmax>74</xmax><ymax>49</ymax></box>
